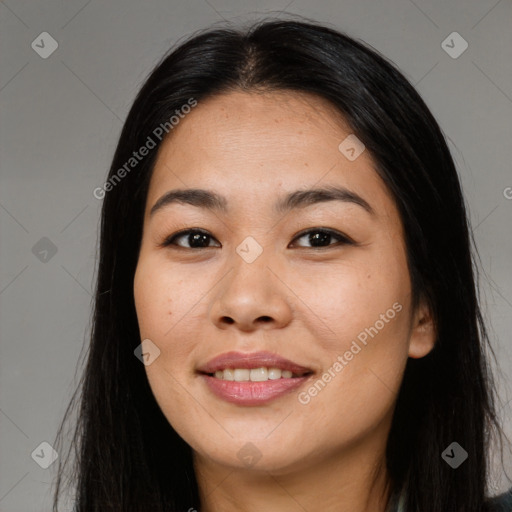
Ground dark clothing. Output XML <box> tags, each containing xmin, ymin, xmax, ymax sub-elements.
<box><xmin>387</xmin><ymin>487</ymin><xmax>512</xmax><ymax>511</ymax></box>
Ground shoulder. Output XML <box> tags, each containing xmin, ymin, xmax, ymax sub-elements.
<box><xmin>485</xmin><ymin>487</ymin><xmax>512</xmax><ymax>512</ymax></box>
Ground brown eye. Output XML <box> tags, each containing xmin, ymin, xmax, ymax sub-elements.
<box><xmin>290</xmin><ymin>228</ymin><xmax>355</xmax><ymax>248</ymax></box>
<box><xmin>162</xmin><ymin>229</ymin><xmax>221</xmax><ymax>249</ymax></box>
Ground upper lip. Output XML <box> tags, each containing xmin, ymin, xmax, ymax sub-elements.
<box><xmin>197</xmin><ymin>351</ymin><xmax>313</xmax><ymax>376</ymax></box>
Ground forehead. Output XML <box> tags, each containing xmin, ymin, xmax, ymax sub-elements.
<box><xmin>146</xmin><ymin>90</ymin><xmax>395</xmax><ymax>219</ymax></box>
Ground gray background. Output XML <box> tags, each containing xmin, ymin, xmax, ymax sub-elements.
<box><xmin>1</xmin><ymin>0</ymin><xmax>511</xmax><ymax>510</ymax></box>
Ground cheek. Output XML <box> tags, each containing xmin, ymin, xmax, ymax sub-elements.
<box><xmin>133</xmin><ymin>257</ymin><xmax>204</xmax><ymax>430</ymax></box>
<box><xmin>133</xmin><ymin>263</ymin><xmax>168</xmax><ymax>339</ymax></box>
<box><xmin>291</xmin><ymin>251</ymin><xmax>411</xmax><ymax>353</ymax></box>
<box><xmin>133</xmin><ymin>254</ymin><xmax>211</xmax><ymax>371</ymax></box>
<box><xmin>133</xmin><ymin>254</ymin><xmax>186</xmax><ymax>338</ymax></box>
<box><xmin>292</xmin><ymin>251</ymin><xmax>411</xmax><ymax>432</ymax></box>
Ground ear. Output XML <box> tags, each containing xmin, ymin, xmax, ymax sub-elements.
<box><xmin>408</xmin><ymin>299</ymin><xmax>436</xmax><ymax>359</ymax></box>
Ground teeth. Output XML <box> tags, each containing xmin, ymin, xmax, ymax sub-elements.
<box><xmin>250</xmin><ymin>367</ymin><xmax>268</xmax><ymax>382</ymax></box>
<box><xmin>223</xmin><ymin>368</ymin><xmax>235</xmax><ymax>381</ymax></box>
<box><xmin>233</xmin><ymin>369</ymin><xmax>250</xmax><ymax>381</ymax></box>
<box><xmin>268</xmin><ymin>368</ymin><xmax>282</xmax><ymax>380</ymax></box>
<box><xmin>212</xmin><ymin>367</ymin><xmax>300</xmax><ymax>381</ymax></box>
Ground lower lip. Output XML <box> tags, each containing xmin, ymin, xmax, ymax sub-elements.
<box><xmin>200</xmin><ymin>374</ymin><xmax>310</xmax><ymax>406</ymax></box>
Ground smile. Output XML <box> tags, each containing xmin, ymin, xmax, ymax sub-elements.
<box><xmin>197</xmin><ymin>351</ymin><xmax>314</xmax><ymax>405</ymax></box>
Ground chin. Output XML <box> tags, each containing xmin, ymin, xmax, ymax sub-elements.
<box><xmin>190</xmin><ymin>433</ymin><xmax>315</xmax><ymax>475</ymax></box>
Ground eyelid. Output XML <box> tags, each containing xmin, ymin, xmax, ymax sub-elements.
<box><xmin>289</xmin><ymin>227</ymin><xmax>356</xmax><ymax>248</ymax></box>
<box><xmin>161</xmin><ymin>227</ymin><xmax>356</xmax><ymax>249</ymax></box>
<box><xmin>160</xmin><ymin>227</ymin><xmax>220</xmax><ymax>249</ymax></box>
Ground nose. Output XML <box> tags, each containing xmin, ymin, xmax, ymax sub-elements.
<box><xmin>209</xmin><ymin>250</ymin><xmax>293</xmax><ymax>332</ymax></box>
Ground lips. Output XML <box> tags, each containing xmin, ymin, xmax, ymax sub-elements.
<box><xmin>197</xmin><ymin>351</ymin><xmax>314</xmax><ymax>406</ymax></box>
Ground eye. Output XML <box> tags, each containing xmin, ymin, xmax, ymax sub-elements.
<box><xmin>161</xmin><ymin>229</ymin><xmax>220</xmax><ymax>249</ymax></box>
<box><xmin>161</xmin><ymin>227</ymin><xmax>355</xmax><ymax>250</ymax></box>
<box><xmin>289</xmin><ymin>228</ymin><xmax>355</xmax><ymax>249</ymax></box>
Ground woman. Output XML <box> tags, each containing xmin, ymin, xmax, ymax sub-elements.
<box><xmin>52</xmin><ymin>19</ymin><xmax>512</xmax><ymax>511</ymax></box>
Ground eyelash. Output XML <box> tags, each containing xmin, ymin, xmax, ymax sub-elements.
<box><xmin>160</xmin><ymin>227</ymin><xmax>356</xmax><ymax>250</ymax></box>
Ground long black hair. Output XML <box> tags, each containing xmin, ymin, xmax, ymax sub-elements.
<box><xmin>52</xmin><ymin>18</ymin><xmax>510</xmax><ymax>511</ymax></box>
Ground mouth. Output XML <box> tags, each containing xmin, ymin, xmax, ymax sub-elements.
<box><xmin>197</xmin><ymin>351</ymin><xmax>314</xmax><ymax>406</ymax></box>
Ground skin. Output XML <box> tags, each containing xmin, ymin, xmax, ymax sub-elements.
<box><xmin>133</xmin><ymin>90</ymin><xmax>436</xmax><ymax>512</ymax></box>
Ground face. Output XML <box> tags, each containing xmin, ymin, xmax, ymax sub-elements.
<box><xmin>133</xmin><ymin>90</ymin><xmax>434</xmax><ymax>476</ymax></box>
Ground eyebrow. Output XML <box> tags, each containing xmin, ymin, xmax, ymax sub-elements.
<box><xmin>149</xmin><ymin>185</ymin><xmax>374</xmax><ymax>217</ymax></box>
